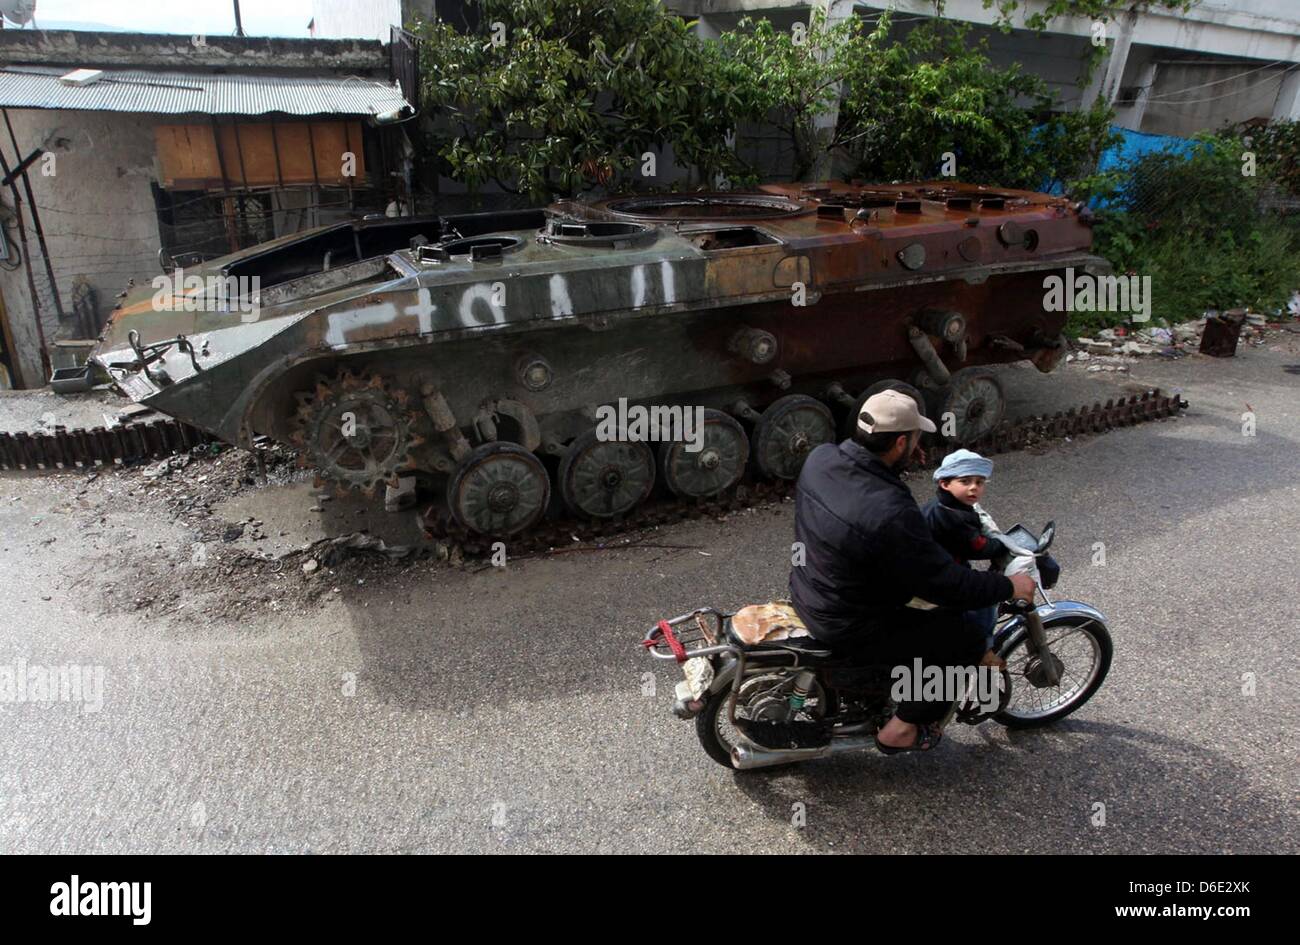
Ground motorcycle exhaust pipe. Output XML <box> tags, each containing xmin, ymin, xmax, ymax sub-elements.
<box><xmin>731</xmin><ymin>735</ymin><xmax>877</xmax><ymax>770</ymax></box>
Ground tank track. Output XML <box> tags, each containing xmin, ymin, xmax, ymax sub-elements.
<box><xmin>423</xmin><ymin>389</ymin><xmax>1188</xmax><ymax>557</ymax></box>
<box><xmin>0</xmin><ymin>418</ymin><xmax>215</xmax><ymax>471</ymax></box>
<box><xmin>0</xmin><ymin>390</ymin><xmax>1186</xmax><ymax>556</ymax></box>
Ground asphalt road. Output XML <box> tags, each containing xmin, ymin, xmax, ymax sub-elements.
<box><xmin>0</xmin><ymin>344</ymin><xmax>1296</xmax><ymax>853</ymax></box>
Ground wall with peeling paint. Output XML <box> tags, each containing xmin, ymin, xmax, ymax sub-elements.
<box><xmin>0</xmin><ymin>109</ymin><xmax>162</xmax><ymax>389</ymax></box>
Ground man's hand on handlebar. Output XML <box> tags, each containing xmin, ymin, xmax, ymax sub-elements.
<box><xmin>1009</xmin><ymin>572</ymin><xmax>1036</xmax><ymax>602</ymax></box>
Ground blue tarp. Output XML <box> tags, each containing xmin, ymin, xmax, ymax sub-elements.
<box><xmin>1038</xmin><ymin>125</ymin><xmax>1199</xmax><ymax>201</ymax></box>
<box><xmin>1096</xmin><ymin>126</ymin><xmax>1198</xmax><ymax>173</ymax></box>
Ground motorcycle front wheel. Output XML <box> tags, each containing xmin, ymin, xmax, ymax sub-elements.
<box><xmin>994</xmin><ymin>612</ymin><xmax>1113</xmax><ymax>729</ymax></box>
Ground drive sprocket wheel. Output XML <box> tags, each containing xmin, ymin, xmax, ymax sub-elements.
<box><xmin>292</xmin><ymin>371</ymin><xmax>422</xmax><ymax>493</ymax></box>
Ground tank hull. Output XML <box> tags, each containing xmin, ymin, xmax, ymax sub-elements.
<box><xmin>92</xmin><ymin>181</ymin><xmax>1103</xmax><ymax>533</ymax></box>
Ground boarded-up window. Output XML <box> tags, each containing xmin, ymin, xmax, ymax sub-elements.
<box><xmin>155</xmin><ymin>120</ymin><xmax>367</xmax><ymax>190</ymax></box>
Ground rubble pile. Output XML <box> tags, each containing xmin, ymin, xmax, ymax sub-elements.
<box><xmin>1067</xmin><ymin>310</ymin><xmax>1299</xmax><ymax>372</ymax></box>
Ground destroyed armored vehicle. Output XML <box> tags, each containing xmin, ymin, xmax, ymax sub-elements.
<box><xmin>92</xmin><ymin>181</ymin><xmax>1104</xmax><ymax>538</ymax></box>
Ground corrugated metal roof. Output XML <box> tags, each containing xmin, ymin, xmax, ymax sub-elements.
<box><xmin>0</xmin><ymin>66</ymin><xmax>411</xmax><ymax>116</ymax></box>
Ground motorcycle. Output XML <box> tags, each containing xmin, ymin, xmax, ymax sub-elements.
<box><xmin>642</xmin><ymin>521</ymin><xmax>1112</xmax><ymax>770</ymax></box>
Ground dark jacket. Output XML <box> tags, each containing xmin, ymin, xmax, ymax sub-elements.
<box><xmin>921</xmin><ymin>489</ymin><xmax>1005</xmax><ymax>566</ymax></box>
<box><xmin>788</xmin><ymin>440</ymin><xmax>1013</xmax><ymax>645</ymax></box>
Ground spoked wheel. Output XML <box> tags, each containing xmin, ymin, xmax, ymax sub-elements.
<box><xmin>292</xmin><ymin>371</ymin><xmax>422</xmax><ymax>494</ymax></box>
<box><xmin>930</xmin><ymin>367</ymin><xmax>1005</xmax><ymax>444</ymax></box>
<box><xmin>995</xmin><ymin>613</ymin><xmax>1113</xmax><ymax>729</ymax></box>
<box><xmin>752</xmin><ymin>394</ymin><xmax>835</xmax><ymax>480</ymax></box>
<box><xmin>659</xmin><ymin>408</ymin><xmax>749</xmax><ymax>499</ymax></box>
<box><xmin>446</xmin><ymin>441</ymin><xmax>551</xmax><ymax>537</ymax></box>
<box><xmin>841</xmin><ymin>379</ymin><xmax>928</xmax><ymax>439</ymax></box>
<box><xmin>696</xmin><ymin>671</ymin><xmax>824</xmax><ymax>769</ymax></box>
<box><xmin>696</xmin><ymin>689</ymin><xmax>748</xmax><ymax>768</ymax></box>
<box><xmin>558</xmin><ymin>430</ymin><xmax>656</xmax><ymax>519</ymax></box>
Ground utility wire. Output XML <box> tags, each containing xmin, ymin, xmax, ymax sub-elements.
<box><xmin>1140</xmin><ymin>59</ymin><xmax>1294</xmax><ymax>101</ymax></box>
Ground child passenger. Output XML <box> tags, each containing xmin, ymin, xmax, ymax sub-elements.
<box><xmin>921</xmin><ymin>449</ymin><xmax>1005</xmax><ymax>651</ymax></box>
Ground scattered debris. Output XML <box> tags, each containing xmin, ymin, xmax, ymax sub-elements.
<box><xmin>1072</xmin><ymin>308</ymin><xmax>1298</xmax><ymax>363</ymax></box>
<box><xmin>142</xmin><ymin>454</ymin><xmax>192</xmax><ymax>479</ymax></box>
<box><xmin>300</xmin><ymin>531</ymin><xmax>416</xmax><ymax>567</ymax></box>
<box><xmin>1200</xmin><ymin>310</ymin><xmax>1247</xmax><ymax>358</ymax></box>
<box><xmin>384</xmin><ymin>476</ymin><xmax>418</xmax><ymax>512</ymax></box>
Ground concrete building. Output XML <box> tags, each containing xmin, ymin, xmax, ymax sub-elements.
<box><xmin>673</xmin><ymin>1</ymin><xmax>1300</xmax><ymax>135</ymax></box>
<box><xmin>0</xmin><ymin>30</ymin><xmax>415</xmax><ymax>389</ymax></box>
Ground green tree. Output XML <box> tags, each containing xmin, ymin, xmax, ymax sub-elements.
<box><xmin>835</xmin><ymin>16</ymin><xmax>1117</xmax><ymax>188</ymax></box>
<box><xmin>1076</xmin><ymin>132</ymin><xmax>1300</xmax><ymax>327</ymax></box>
<box><xmin>1253</xmin><ymin>120</ymin><xmax>1300</xmax><ymax>196</ymax></box>
<box><xmin>714</xmin><ymin>9</ymin><xmax>880</xmax><ymax>182</ymax></box>
<box><xmin>412</xmin><ymin>0</ymin><xmax>747</xmax><ymax>200</ymax></box>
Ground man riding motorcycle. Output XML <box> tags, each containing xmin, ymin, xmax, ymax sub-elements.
<box><xmin>788</xmin><ymin>390</ymin><xmax>1036</xmax><ymax>753</ymax></box>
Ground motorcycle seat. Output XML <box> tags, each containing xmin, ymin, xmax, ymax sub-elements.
<box><xmin>725</xmin><ymin>602</ymin><xmax>839</xmax><ymax>660</ymax></box>
<box><xmin>728</xmin><ymin>601</ymin><xmax>812</xmax><ymax>646</ymax></box>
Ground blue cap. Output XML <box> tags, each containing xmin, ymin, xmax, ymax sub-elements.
<box><xmin>933</xmin><ymin>448</ymin><xmax>993</xmax><ymax>482</ymax></box>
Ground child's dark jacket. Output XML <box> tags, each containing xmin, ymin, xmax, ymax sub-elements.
<box><xmin>921</xmin><ymin>489</ymin><xmax>1004</xmax><ymax>566</ymax></box>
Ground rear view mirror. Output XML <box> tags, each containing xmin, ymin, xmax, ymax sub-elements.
<box><xmin>1038</xmin><ymin>520</ymin><xmax>1056</xmax><ymax>553</ymax></box>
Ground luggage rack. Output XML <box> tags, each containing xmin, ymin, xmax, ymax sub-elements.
<box><xmin>642</xmin><ymin>608</ymin><xmax>731</xmax><ymax>663</ymax></box>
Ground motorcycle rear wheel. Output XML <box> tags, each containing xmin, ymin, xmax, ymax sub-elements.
<box><xmin>994</xmin><ymin>613</ymin><xmax>1112</xmax><ymax>728</ymax></box>
<box><xmin>696</xmin><ymin>690</ymin><xmax>750</xmax><ymax>768</ymax></box>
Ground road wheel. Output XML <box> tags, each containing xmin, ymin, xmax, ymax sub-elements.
<box><xmin>659</xmin><ymin>408</ymin><xmax>749</xmax><ymax>498</ymax></box>
<box><xmin>929</xmin><ymin>367</ymin><xmax>1005</xmax><ymax>444</ymax></box>
<box><xmin>446</xmin><ymin>441</ymin><xmax>551</xmax><ymax>537</ymax></box>
<box><xmin>752</xmin><ymin>394</ymin><xmax>835</xmax><ymax>480</ymax></box>
<box><xmin>557</xmin><ymin>429</ymin><xmax>656</xmax><ymax>519</ymax></box>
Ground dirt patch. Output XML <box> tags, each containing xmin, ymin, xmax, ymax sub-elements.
<box><xmin>55</xmin><ymin>442</ymin><xmax>443</xmax><ymax>624</ymax></box>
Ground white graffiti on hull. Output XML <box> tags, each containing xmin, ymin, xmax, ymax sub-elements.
<box><xmin>458</xmin><ymin>282</ymin><xmax>505</xmax><ymax>326</ymax></box>
<box><xmin>323</xmin><ymin>289</ymin><xmax>438</xmax><ymax>347</ymax></box>
<box><xmin>324</xmin><ymin>301</ymin><xmax>399</xmax><ymax>348</ymax></box>
<box><xmin>661</xmin><ymin>260</ymin><xmax>676</xmax><ymax>304</ymax></box>
<box><xmin>628</xmin><ymin>261</ymin><xmax>679</xmax><ymax>309</ymax></box>
<box><xmin>320</xmin><ymin>261</ymin><xmax>687</xmax><ymax>346</ymax></box>
<box><xmin>632</xmin><ymin>264</ymin><xmax>647</xmax><ymax>309</ymax></box>
<box><xmin>405</xmin><ymin>288</ymin><xmax>438</xmax><ymax>331</ymax></box>
<box><xmin>550</xmin><ymin>274</ymin><xmax>574</xmax><ymax>319</ymax></box>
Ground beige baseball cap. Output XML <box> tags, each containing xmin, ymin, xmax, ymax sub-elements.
<box><xmin>858</xmin><ymin>389</ymin><xmax>937</xmax><ymax>434</ymax></box>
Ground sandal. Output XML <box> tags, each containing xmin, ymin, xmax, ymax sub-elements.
<box><xmin>875</xmin><ymin>722</ymin><xmax>943</xmax><ymax>755</ymax></box>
